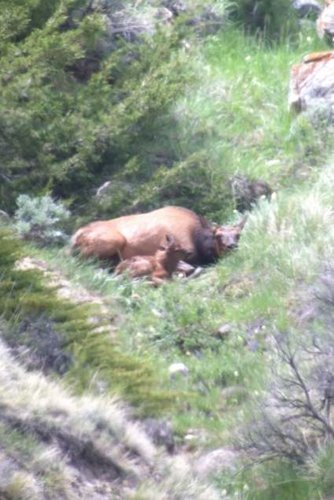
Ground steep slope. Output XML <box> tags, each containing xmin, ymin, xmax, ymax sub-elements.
<box><xmin>3</xmin><ymin>0</ymin><xmax>334</xmax><ymax>498</ymax></box>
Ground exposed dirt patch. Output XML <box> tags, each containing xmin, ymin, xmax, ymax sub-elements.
<box><xmin>16</xmin><ymin>257</ymin><xmax>117</xmax><ymax>337</ymax></box>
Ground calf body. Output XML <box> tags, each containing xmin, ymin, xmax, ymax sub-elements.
<box><xmin>115</xmin><ymin>234</ymin><xmax>185</xmax><ymax>284</ymax></box>
<box><xmin>71</xmin><ymin>206</ymin><xmax>245</xmax><ymax>266</ymax></box>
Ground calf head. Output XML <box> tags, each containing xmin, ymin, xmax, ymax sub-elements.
<box><xmin>213</xmin><ymin>216</ymin><xmax>247</xmax><ymax>255</ymax></box>
<box><xmin>157</xmin><ymin>234</ymin><xmax>184</xmax><ymax>257</ymax></box>
<box><xmin>156</xmin><ymin>234</ymin><xmax>186</xmax><ymax>275</ymax></box>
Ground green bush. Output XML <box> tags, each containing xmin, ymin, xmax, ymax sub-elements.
<box><xmin>14</xmin><ymin>194</ymin><xmax>71</xmax><ymax>245</ymax></box>
<box><xmin>0</xmin><ymin>1</ymin><xmax>194</xmax><ymax>214</ymax></box>
<box><xmin>0</xmin><ymin>0</ymin><xmax>237</xmax><ymax>222</ymax></box>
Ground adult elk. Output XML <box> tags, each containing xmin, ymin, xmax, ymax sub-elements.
<box><xmin>71</xmin><ymin>206</ymin><xmax>246</xmax><ymax>268</ymax></box>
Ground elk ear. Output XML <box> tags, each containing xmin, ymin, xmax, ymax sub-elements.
<box><xmin>158</xmin><ymin>233</ymin><xmax>173</xmax><ymax>250</ymax></box>
<box><xmin>165</xmin><ymin>233</ymin><xmax>175</xmax><ymax>245</ymax></box>
<box><xmin>213</xmin><ymin>226</ymin><xmax>224</xmax><ymax>238</ymax></box>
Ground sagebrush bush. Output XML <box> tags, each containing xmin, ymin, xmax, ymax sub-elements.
<box><xmin>14</xmin><ymin>194</ymin><xmax>70</xmax><ymax>246</ymax></box>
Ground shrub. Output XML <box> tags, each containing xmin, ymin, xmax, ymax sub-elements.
<box><xmin>242</xmin><ymin>268</ymin><xmax>334</xmax><ymax>465</ymax></box>
<box><xmin>14</xmin><ymin>194</ymin><xmax>70</xmax><ymax>246</ymax></box>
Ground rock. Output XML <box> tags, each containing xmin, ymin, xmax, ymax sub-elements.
<box><xmin>194</xmin><ymin>447</ymin><xmax>239</xmax><ymax>478</ymax></box>
<box><xmin>230</xmin><ymin>175</ymin><xmax>272</xmax><ymax>213</ymax></box>
<box><xmin>161</xmin><ymin>0</ymin><xmax>188</xmax><ymax>16</ymax></box>
<box><xmin>317</xmin><ymin>1</ymin><xmax>334</xmax><ymax>44</ymax></box>
<box><xmin>155</xmin><ymin>7</ymin><xmax>173</xmax><ymax>23</ymax></box>
<box><xmin>168</xmin><ymin>362</ymin><xmax>189</xmax><ymax>378</ymax></box>
<box><xmin>215</xmin><ymin>324</ymin><xmax>232</xmax><ymax>339</ymax></box>
<box><xmin>289</xmin><ymin>51</ymin><xmax>334</xmax><ymax>119</ymax></box>
<box><xmin>293</xmin><ymin>0</ymin><xmax>321</xmax><ymax>18</ymax></box>
<box><xmin>143</xmin><ymin>418</ymin><xmax>175</xmax><ymax>453</ymax></box>
<box><xmin>185</xmin><ymin>7</ymin><xmax>226</xmax><ymax>36</ymax></box>
<box><xmin>0</xmin><ymin>209</ymin><xmax>10</xmax><ymax>222</ymax></box>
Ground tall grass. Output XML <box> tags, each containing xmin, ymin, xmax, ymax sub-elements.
<box><xmin>174</xmin><ymin>28</ymin><xmax>333</xmax><ymax>218</ymax></box>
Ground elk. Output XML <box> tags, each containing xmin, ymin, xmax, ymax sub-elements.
<box><xmin>115</xmin><ymin>234</ymin><xmax>186</xmax><ymax>284</ymax></box>
<box><xmin>71</xmin><ymin>206</ymin><xmax>246</xmax><ymax>270</ymax></box>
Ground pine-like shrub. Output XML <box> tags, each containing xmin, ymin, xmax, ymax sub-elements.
<box><xmin>14</xmin><ymin>194</ymin><xmax>70</xmax><ymax>245</ymax></box>
<box><xmin>0</xmin><ymin>0</ymin><xmax>232</xmax><ymax>221</ymax></box>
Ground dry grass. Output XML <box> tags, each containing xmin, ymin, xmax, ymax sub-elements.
<box><xmin>0</xmin><ymin>338</ymin><xmax>219</xmax><ymax>498</ymax></box>
<box><xmin>0</xmin><ymin>338</ymin><xmax>154</xmax><ymax>496</ymax></box>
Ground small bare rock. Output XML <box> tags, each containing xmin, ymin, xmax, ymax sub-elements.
<box><xmin>293</xmin><ymin>0</ymin><xmax>321</xmax><ymax>18</ymax></box>
<box><xmin>215</xmin><ymin>323</ymin><xmax>232</xmax><ymax>339</ymax></box>
<box><xmin>0</xmin><ymin>210</ymin><xmax>10</xmax><ymax>223</ymax></box>
<box><xmin>194</xmin><ymin>447</ymin><xmax>239</xmax><ymax>478</ymax></box>
<box><xmin>143</xmin><ymin>418</ymin><xmax>175</xmax><ymax>453</ymax></box>
<box><xmin>168</xmin><ymin>362</ymin><xmax>189</xmax><ymax>378</ymax></box>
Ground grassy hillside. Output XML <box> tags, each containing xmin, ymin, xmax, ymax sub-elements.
<box><xmin>2</xmin><ymin>0</ymin><xmax>334</xmax><ymax>497</ymax></box>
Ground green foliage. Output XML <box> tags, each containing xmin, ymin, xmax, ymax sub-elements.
<box><xmin>217</xmin><ymin>460</ymin><xmax>317</xmax><ymax>499</ymax></box>
<box><xmin>0</xmin><ymin>229</ymin><xmax>175</xmax><ymax>414</ymax></box>
<box><xmin>0</xmin><ymin>0</ymin><xmax>239</xmax><ymax>222</ymax></box>
<box><xmin>310</xmin><ymin>445</ymin><xmax>334</xmax><ymax>496</ymax></box>
<box><xmin>0</xmin><ymin>0</ymin><xmax>61</xmax><ymax>48</ymax></box>
<box><xmin>0</xmin><ymin>1</ymin><xmax>197</xmax><ymax>215</ymax></box>
<box><xmin>123</xmin><ymin>152</ymin><xmax>233</xmax><ymax>218</ymax></box>
<box><xmin>3</xmin><ymin>0</ymin><xmax>334</xmax><ymax>494</ymax></box>
<box><xmin>0</xmin><ymin>0</ymin><xmax>323</xmax><ymax>224</ymax></box>
<box><xmin>14</xmin><ymin>194</ymin><xmax>71</xmax><ymax>245</ymax></box>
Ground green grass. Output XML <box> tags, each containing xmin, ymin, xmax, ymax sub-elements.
<box><xmin>5</xmin><ymin>18</ymin><xmax>334</xmax><ymax>498</ymax></box>
<box><xmin>174</xmin><ymin>28</ymin><xmax>334</xmax><ymax>217</ymax></box>
<box><xmin>30</xmin><ymin>159</ymin><xmax>334</xmax><ymax>451</ymax></box>
<box><xmin>0</xmin><ymin>230</ymin><xmax>178</xmax><ymax>417</ymax></box>
<box><xmin>215</xmin><ymin>460</ymin><xmax>321</xmax><ymax>500</ymax></box>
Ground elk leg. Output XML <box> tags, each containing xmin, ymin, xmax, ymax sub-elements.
<box><xmin>175</xmin><ymin>260</ymin><xmax>196</xmax><ymax>277</ymax></box>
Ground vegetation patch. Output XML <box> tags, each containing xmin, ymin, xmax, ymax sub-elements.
<box><xmin>3</xmin><ymin>0</ymin><xmax>334</xmax><ymax>496</ymax></box>
<box><xmin>0</xmin><ymin>228</ymin><xmax>176</xmax><ymax>415</ymax></box>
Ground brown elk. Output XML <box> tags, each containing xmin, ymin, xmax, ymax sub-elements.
<box><xmin>115</xmin><ymin>234</ymin><xmax>186</xmax><ymax>284</ymax></box>
<box><xmin>71</xmin><ymin>206</ymin><xmax>246</xmax><ymax>268</ymax></box>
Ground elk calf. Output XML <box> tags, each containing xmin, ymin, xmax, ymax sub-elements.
<box><xmin>115</xmin><ymin>234</ymin><xmax>185</xmax><ymax>285</ymax></box>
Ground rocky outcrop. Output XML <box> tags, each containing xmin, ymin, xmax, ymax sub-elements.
<box><xmin>289</xmin><ymin>51</ymin><xmax>334</xmax><ymax>119</ymax></box>
<box><xmin>230</xmin><ymin>175</ymin><xmax>272</xmax><ymax>213</ymax></box>
<box><xmin>293</xmin><ymin>0</ymin><xmax>321</xmax><ymax>18</ymax></box>
<box><xmin>317</xmin><ymin>0</ymin><xmax>334</xmax><ymax>43</ymax></box>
